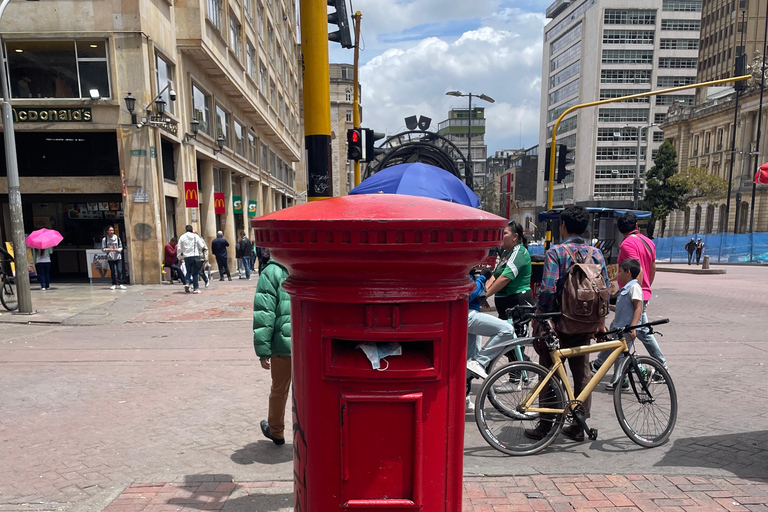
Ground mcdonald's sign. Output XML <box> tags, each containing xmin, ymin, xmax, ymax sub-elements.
<box><xmin>214</xmin><ymin>192</ymin><xmax>225</xmax><ymax>214</ymax></box>
<box><xmin>184</xmin><ymin>182</ymin><xmax>199</xmax><ymax>208</ymax></box>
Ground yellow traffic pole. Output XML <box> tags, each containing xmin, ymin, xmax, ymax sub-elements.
<box><xmin>352</xmin><ymin>11</ymin><xmax>362</xmax><ymax>187</ymax></box>
<box><xmin>300</xmin><ymin>0</ymin><xmax>332</xmax><ymax>201</ymax></box>
<box><xmin>544</xmin><ymin>75</ymin><xmax>752</xmax><ymax>245</ymax></box>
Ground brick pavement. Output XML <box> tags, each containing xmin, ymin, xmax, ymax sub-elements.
<box><xmin>1</xmin><ymin>267</ymin><xmax>767</xmax><ymax>512</ymax></box>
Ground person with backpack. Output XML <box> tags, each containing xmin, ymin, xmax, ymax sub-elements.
<box><xmin>525</xmin><ymin>206</ymin><xmax>609</xmax><ymax>443</ymax></box>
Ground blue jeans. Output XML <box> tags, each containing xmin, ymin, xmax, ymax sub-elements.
<box><xmin>596</xmin><ymin>301</ymin><xmax>667</xmax><ymax>369</ymax></box>
<box><xmin>36</xmin><ymin>262</ymin><xmax>51</xmax><ymax>289</ymax></box>
<box><xmin>467</xmin><ymin>310</ymin><xmax>518</xmax><ymax>369</ymax></box>
<box><xmin>185</xmin><ymin>256</ymin><xmax>201</xmax><ymax>290</ymax></box>
<box><xmin>108</xmin><ymin>260</ymin><xmax>123</xmax><ymax>285</ymax></box>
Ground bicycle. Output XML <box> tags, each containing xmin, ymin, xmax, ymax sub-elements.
<box><xmin>474</xmin><ymin>311</ymin><xmax>676</xmax><ymax>456</ymax></box>
<box><xmin>0</xmin><ymin>258</ymin><xmax>18</xmax><ymax>311</ymax></box>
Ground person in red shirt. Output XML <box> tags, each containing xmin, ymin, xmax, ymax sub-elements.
<box><xmin>164</xmin><ymin>237</ymin><xmax>184</xmax><ymax>284</ymax></box>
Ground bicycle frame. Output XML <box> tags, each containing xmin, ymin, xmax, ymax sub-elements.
<box><xmin>521</xmin><ymin>338</ymin><xmax>627</xmax><ymax>415</ymax></box>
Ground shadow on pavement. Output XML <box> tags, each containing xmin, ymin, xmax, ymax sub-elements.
<box><xmin>166</xmin><ymin>474</ymin><xmax>292</xmax><ymax>512</ymax></box>
<box><xmin>231</xmin><ymin>442</ymin><xmax>293</xmax><ymax>465</ymax></box>
<box><xmin>656</xmin><ymin>430</ymin><xmax>768</xmax><ymax>479</ymax></box>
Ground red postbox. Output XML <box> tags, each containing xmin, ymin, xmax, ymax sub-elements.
<box><xmin>252</xmin><ymin>194</ymin><xmax>506</xmax><ymax>512</ymax></box>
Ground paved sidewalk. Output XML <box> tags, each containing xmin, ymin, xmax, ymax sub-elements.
<box><xmin>8</xmin><ymin>475</ymin><xmax>766</xmax><ymax>512</ymax></box>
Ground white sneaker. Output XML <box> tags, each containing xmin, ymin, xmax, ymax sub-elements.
<box><xmin>465</xmin><ymin>395</ymin><xmax>475</xmax><ymax>413</ymax></box>
<box><xmin>110</xmin><ymin>285</ymin><xmax>116</xmax><ymax>290</ymax></box>
<box><xmin>193</xmin><ymin>289</ymin><xmax>201</xmax><ymax>294</ymax></box>
<box><xmin>493</xmin><ymin>381</ymin><xmax>522</xmax><ymax>394</ymax></box>
<box><xmin>466</xmin><ymin>359</ymin><xmax>488</xmax><ymax>379</ymax></box>
<box><xmin>205</xmin><ymin>281</ymin><xmax>210</xmax><ymax>288</ymax></box>
<box><xmin>119</xmin><ymin>285</ymin><xmax>127</xmax><ymax>290</ymax></box>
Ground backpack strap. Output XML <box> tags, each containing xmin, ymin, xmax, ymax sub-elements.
<box><xmin>630</xmin><ymin>234</ymin><xmax>653</xmax><ymax>259</ymax></box>
<box><xmin>562</xmin><ymin>243</ymin><xmax>586</xmax><ymax>265</ymax></box>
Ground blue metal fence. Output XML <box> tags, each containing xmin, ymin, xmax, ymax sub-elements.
<box><xmin>653</xmin><ymin>232</ymin><xmax>768</xmax><ymax>263</ymax></box>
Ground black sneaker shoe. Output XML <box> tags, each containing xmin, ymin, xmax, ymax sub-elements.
<box><xmin>524</xmin><ymin>425</ymin><xmax>552</xmax><ymax>441</ymax></box>
<box><xmin>260</xmin><ymin>420</ymin><xmax>285</xmax><ymax>445</ymax></box>
<box><xmin>561</xmin><ymin>424</ymin><xmax>585</xmax><ymax>442</ymax></box>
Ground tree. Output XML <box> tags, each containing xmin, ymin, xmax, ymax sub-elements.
<box><xmin>668</xmin><ymin>166</ymin><xmax>728</xmax><ymax>205</ymax></box>
<box><xmin>644</xmin><ymin>141</ymin><xmax>687</xmax><ymax>237</ymax></box>
<box><xmin>477</xmin><ymin>179</ymin><xmax>500</xmax><ymax>215</ymax></box>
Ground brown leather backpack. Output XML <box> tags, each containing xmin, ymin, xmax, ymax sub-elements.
<box><xmin>557</xmin><ymin>245</ymin><xmax>609</xmax><ymax>335</ymax></box>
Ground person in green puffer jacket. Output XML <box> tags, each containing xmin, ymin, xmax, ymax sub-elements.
<box><xmin>253</xmin><ymin>258</ymin><xmax>291</xmax><ymax>446</ymax></box>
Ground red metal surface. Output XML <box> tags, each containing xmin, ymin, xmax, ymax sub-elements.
<box><xmin>252</xmin><ymin>194</ymin><xmax>506</xmax><ymax>512</ymax></box>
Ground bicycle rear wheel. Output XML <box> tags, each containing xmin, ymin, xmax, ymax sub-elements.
<box><xmin>475</xmin><ymin>362</ymin><xmax>566</xmax><ymax>456</ymax></box>
<box><xmin>1</xmin><ymin>276</ymin><xmax>18</xmax><ymax>311</ymax></box>
<box><xmin>614</xmin><ymin>356</ymin><xmax>677</xmax><ymax>448</ymax></box>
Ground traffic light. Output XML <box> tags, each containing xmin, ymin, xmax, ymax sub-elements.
<box><xmin>363</xmin><ymin>128</ymin><xmax>385</xmax><ymax>162</ymax></box>
<box><xmin>328</xmin><ymin>0</ymin><xmax>353</xmax><ymax>49</ymax></box>
<box><xmin>556</xmin><ymin>143</ymin><xmax>574</xmax><ymax>183</ymax></box>
<box><xmin>545</xmin><ymin>144</ymin><xmax>552</xmax><ymax>178</ymax></box>
<box><xmin>347</xmin><ymin>128</ymin><xmax>363</xmax><ymax>161</ymax></box>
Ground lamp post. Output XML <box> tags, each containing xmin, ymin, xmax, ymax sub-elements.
<box><xmin>625</xmin><ymin>123</ymin><xmax>656</xmax><ymax>210</ymax></box>
<box><xmin>446</xmin><ymin>90</ymin><xmax>494</xmax><ymax>190</ymax></box>
<box><xmin>0</xmin><ymin>0</ymin><xmax>33</xmax><ymax>313</ymax></box>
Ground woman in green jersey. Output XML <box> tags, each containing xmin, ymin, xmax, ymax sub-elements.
<box><xmin>485</xmin><ymin>220</ymin><xmax>533</xmax><ymax>321</ymax></box>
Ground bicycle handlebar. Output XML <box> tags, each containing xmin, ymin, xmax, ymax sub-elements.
<box><xmin>595</xmin><ymin>318</ymin><xmax>670</xmax><ymax>338</ymax></box>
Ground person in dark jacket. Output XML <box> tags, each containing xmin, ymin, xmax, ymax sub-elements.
<box><xmin>685</xmin><ymin>238</ymin><xmax>696</xmax><ymax>265</ymax></box>
<box><xmin>253</xmin><ymin>258</ymin><xmax>291</xmax><ymax>445</ymax></box>
<box><xmin>239</xmin><ymin>231</ymin><xmax>253</xmax><ymax>280</ymax></box>
<box><xmin>211</xmin><ymin>231</ymin><xmax>232</xmax><ymax>281</ymax></box>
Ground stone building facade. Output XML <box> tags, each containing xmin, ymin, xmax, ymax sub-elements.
<box><xmin>0</xmin><ymin>0</ymin><xmax>302</xmax><ymax>284</ymax></box>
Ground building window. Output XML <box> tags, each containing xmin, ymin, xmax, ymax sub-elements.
<box><xmin>600</xmin><ymin>69</ymin><xmax>650</xmax><ymax>84</ymax></box>
<box><xmin>261</xmin><ymin>142</ymin><xmax>268</xmax><ymax>171</ymax></box>
<box><xmin>549</xmin><ymin>79</ymin><xmax>579</xmax><ymax>105</ymax></box>
<box><xmin>244</xmin><ymin>0</ymin><xmax>252</xmax><ymax>21</ymax></box>
<box><xmin>597</xmin><ymin>127</ymin><xmax>646</xmax><ymax>142</ymax></box>
<box><xmin>276</xmin><ymin>45</ymin><xmax>282</xmax><ymax>77</ymax></box>
<box><xmin>662</xmin><ymin>0</ymin><xmax>701</xmax><ymax>11</ymax></box>
<box><xmin>604</xmin><ymin>9</ymin><xmax>656</xmax><ymax>25</ymax></box>
<box><xmin>268</xmin><ymin>23</ymin><xmax>274</xmax><ymax>62</ymax></box>
<box><xmin>346</xmin><ymin>109</ymin><xmax>352</xmax><ymax>122</ymax></box>
<box><xmin>278</xmin><ymin>93</ymin><xmax>284</xmax><ymax>119</ymax></box>
<box><xmin>7</xmin><ymin>40</ymin><xmax>110</xmax><ymax>99</ymax></box>
<box><xmin>656</xmin><ymin>95</ymin><xmax>694</xmax><ymax>105</ymax></box>
<box><xmin>156</xmin><ymin>53</ymin><xmax>175</xmax><ymax>115</ymax></box>
<box><xmin>661</xmin><ymin>19</ymin><xmax>701</xmax><ymax>31</ymax></box>
<box><xmin>257</xmin><ymin>1</ymin><xmax>264</xmax><ymax>41</ymax></box>
<box><xmin>545</xmin><ymin>0</ymin><xmax>595</xmax><ymax>41</ymax></box>
<box><xmin>208</xmin><ymin>0</ymin><xmax>223</xmax><ymax>32</ymax></box>
<box><xmin>548</xmin><ymin>97</ymin><xmax>578</xmax><ymax>122</ymax></box>
<box><xmin>548</xmin><ymin>116</ymin><xmax>577</xmax><ymax>136</ymax></box>
<box><xmin>216</xmin><ymin>105</ymin><xmax>229</xmax><ymax>146</ymax></box>
<box><xmin>162</xmin><ymin>139</ymin><xmax>176</xmax><ymax>182</ymax></box>
<box><xmin>270</xmin><ymin>150</ymin><xmax>276</xmax><ymax>177</ymax></box>
<box><xmin>601</xmin><ymin>49</ymin><xmax>653</xmax><ymax>64</ymax></box>
<box><xmin>595</xmin><ymin>165</ymin><xmax>637</xmax><ymax>179</ymax></box>
<box><xmin>599</xmin><ymin>89</ymin><xmax>650</xmax><ymax>102</ymax></box>
<box><xmin>652</xmin><ymin>131</ymin><xmax>665</xmax><ymax>142</ymax></box>
<box><xmin>654</xmin><ymin>112</ymin><xmax>667</xmax><ymax>124</ymax></box>
<box><xmin>550</xmin><ymin>60</ymin><xmax>580</xmax><ymax>88</ymax></box>
<box><xmin>341</xmin><ymin>66</ymin><xmax>350</xmax><ymax>79</ymax></box>
<box><xmin>550</xmin><ymin>43</ymin><xmax>581</xmax><ymax>71</ymax></box>
<box><xmin>191</xmin><ymin>83</ymin><xmax>211</xmax><ymax>134</ymax></box>
<box><xmin>594</xmin><ymin>183</ymin><xmax>634</xmax><ymax>198</ymax></box>
<box><xmin>234</xmin><ymin>120</ymin><xmax>245</xmax><ymax>156</ymax></box>
<box><xmin>230</xmin><ymin>13</ymin><xmax>241</xmax><ymax>59</ymax></box>
<box><xmin>551</xmin><ymin>23</ymin><xmax>583</xmax><ymax>55</ymax></box>
<box><xmin>259</xmin><ymin>60</ymin><xmax>267</xmax><ymax>91</ymax></box>
<box><xmin>269</xmin><ymin>79</ymin><xmax>275</xmax><ymax>106</ymax></box>
<box><xmin>659</xmin><ymin>38</ymin><xmax>699</xmax><ymax>50</ymax></box>
<box><xmin>659</xmin><ymin>57</ymin><xmax>697</xmax><ymax>68</ymax></box>
<box><xmin>246</xmin><ymin>41</ymin><xmax>256</xmax><ymax>79</ymax></box>
<box><xmin>248</xmin><ymin>133</ymin><xmax>258</xmax><ymax>164</ymax></box>
<box><xmin>602</xmin><ymin>29</ymin><xmax>654</xmax><ymax>45</ymax></box>
<box><xmin>596</xmin><ymin>146</ymin><xmax>644</xmax><ymax>160</ymax></box>
<box><xmin>657</xmin><ymin>75</ymin><xmax>695</xmax><ymax>87</ymax></box>
<box><xmin>597</xmin><ymin>108</ymin><xmax>649</xmax><ymax>123</ymax></box>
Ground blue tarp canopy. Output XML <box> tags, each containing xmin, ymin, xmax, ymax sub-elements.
<box><xmin>537</xmin><ymin>207</ymin><xmax>652</xmax><ymax>222</ymax></box>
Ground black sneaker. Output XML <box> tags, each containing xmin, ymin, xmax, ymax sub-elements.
<box><xmin>524</xmin><ymin>424</ymin><xmax>552</xmax><ymax>440</ymax></box>
<box><xmin>260</xmin><ymin>420</ymin><xmax>285</xmax><ymax>446</ymax></box>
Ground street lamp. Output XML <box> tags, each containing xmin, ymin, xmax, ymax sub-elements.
<box><xmin>213</xmin><ymin>134</ymin><xmax>226</xmax><ymax>155</ymax></box>
<box><xmin>625</xmin><ymin>123</ymin><xmax>656</xmax><ymax>209</ymax></box>
<box><xmin>445</xmin><ymin>90</ymin><xmax>495</xmax><ymax>189</ymax></box>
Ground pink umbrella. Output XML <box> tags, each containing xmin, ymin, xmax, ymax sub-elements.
<box><xmin>756</xmin><ymin>162</ymin><xmax>768</xmax><ymax>185</ymax></box>
<box><xmin>25</xmin><ymin>228</ymin><xmax>63</xmax><ymax>250</ymax></box>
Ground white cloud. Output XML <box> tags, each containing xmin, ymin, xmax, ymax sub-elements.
<box><xmin>357</xmin><ymin>6</ymin><xmax>546</xmax><ymax>154</ymax></box>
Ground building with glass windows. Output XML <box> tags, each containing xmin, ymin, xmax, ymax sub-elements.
<box><xmin>538</xmin><ymin>0</ymin><xmax>701</xmax><ymax>209</ymax></box>
<box><xmin>0</xmin><ymin>0</ymin><xmax>302</xmax><ymax>284</ymax></box>
<box><xmin>437</xmin><ymin>108</ymin><xmax>488</xmax><ymax>190</ymax></box>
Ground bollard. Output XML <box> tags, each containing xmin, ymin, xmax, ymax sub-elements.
<box><xmin>252</xmin><ymin>194</ymin><xmax>506</xmax><ymax>512</ymax></box>
<box><xmin>702</xmin><ymin>255</ymin><xmax>710</xmax><ymax>269</ymax></box>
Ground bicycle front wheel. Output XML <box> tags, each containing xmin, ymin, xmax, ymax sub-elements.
<box><xmin>475</xmin><ymin>362</ymin><xmax>566</xmax><ymax>456</ymax></box>
<box><xmin>1</xmin><ymin>276</ymin><xmax>18</xmax><ymax>311</ymax></box>
<box><xmin>614</xmin><ymin>356</ymin><xmax>677</xmax><ymax>448</ymax></box>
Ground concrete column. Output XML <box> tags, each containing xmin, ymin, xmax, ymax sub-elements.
<box><xmin>240</xmin><ymin>175</ymin><xmax>249</xmax><ymax>238</ymax></box>
<box><xmin>248</xmin><ymin>179</ymin><xmax>259</xmax><ymax>234</ymax></box>
<box><xmin>199</xmin><ymin>160</ymin><xmax>216</xmax><ymax>269</ymax></box>
<box><xmin>222</xmin><ymin>170</ymin><xmax>237</xmax><ymax>272</ymax></box>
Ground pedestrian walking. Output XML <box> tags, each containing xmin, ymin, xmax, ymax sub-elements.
<box><xmin>592</xmin><ymin>212</ymin><xmax>668</xmax><ymax>372</ymax></box>
<box><xmin>256</xmin><ymin>246</ymin><xmax>270</xmax><ymax>274</ymax></box>
<box><xmin>685</xmin><ymin>237</ymin><xmax>696</xmax><ymax>265</ymax></box>
<box><xmin>239</xmin><ymin>231</ymin><xmax>253</xmax><ymax>280</ymax></box>
<box><xmin>177</xmin><ymin>225</ymin><xmax>207</xmax><ymax>293</ymax></box>
<box><xmin>164</xmin><ymin>237</ymin><xmax>184</xmax><ymax>284</ymax></box>
<box><xmin>102</xmin><ymin>225</ymin><xmax>126</xmax><ymax>290</ymax></box>
<box><xmin>253</xmin><ymin>256</ymin><xmax>291</xmax><ymax>446</ymax></box>
<box><xmin>527</xmin><ymin>206</ymin><xmax>609</xmax><ymax>443</ymax></box>
<box><xmin>200</xmin><ymin>242</ymin><xmax>211</xmax><ymax>288</ymax></box>
<box><xmin>211</xmin><ymin>231</ymin><xmax>232</xmax><ymax>281</ymax></box>
<box><xmin>33</xmin><ymin>247</ymin><xmax>53</xmax><ymax>290</ymax></box>
<box><xmin>235</xmin><ymin>238</ymin><xmax>244</xmax><ymax>278</ymax></box>
<box><xmin>696</xmin><ymin>238</ymin><xmax>705</xmax><ymax>264</ymax></box>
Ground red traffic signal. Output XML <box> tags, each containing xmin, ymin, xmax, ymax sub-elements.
<box><xmin>347</xmin><ymin>128</ymin><xmax>363</xmax><ymax>161</ymax></box>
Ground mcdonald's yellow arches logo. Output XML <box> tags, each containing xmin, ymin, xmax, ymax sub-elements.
<box><xmin>184</xmin><ymin>182</ymin><xmax>199</xmax><ymax>208</ymax></box>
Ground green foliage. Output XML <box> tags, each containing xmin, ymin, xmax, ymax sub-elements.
<box><xmin>644</xmin><ymin>141</ymin><xmax>687</xmax><ymax>223</ymax></box>
<box><xmin>669</xmin><ymin>166</ymin><xmax>728</xmax><ymax>205</ymax></box>
<box><xmin>477</xmin><ymin>180</ymin><xmax>500</xmax><ymax>215</ymax></box>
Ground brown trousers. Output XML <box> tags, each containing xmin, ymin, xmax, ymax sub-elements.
<box><xmin>535</xmin><ymin>332</ymin><xmax>593</xmax><ymax>418</ymax></box>
<box><xmin>268</xmin><ymin>356</ymin><xmax>292</xmax><ymax>440</ymax></box>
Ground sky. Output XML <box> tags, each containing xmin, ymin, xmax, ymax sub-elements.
<box><xmin>328</xmin><ymin>0</ymin><xmax>552</xmax><ymax>156</ymax></box>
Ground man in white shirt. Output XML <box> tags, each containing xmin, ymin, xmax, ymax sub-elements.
<box><xmin>177</xmin><ymin>225</ymin><xmax>207</xmax><ymax>294</ymax></box>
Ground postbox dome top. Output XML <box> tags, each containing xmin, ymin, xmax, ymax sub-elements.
<box><xmin>256</xmin><ymin>194</ymin><xmax>502</xmax><ymax>223</ymax></box>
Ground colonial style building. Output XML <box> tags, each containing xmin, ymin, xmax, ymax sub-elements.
<box><xmin>329</xmin><ymin>63</ymin><xmax>361</xmax><ymax>196</ymax></box>
<box><xmin>0</xmin><ymin>0</ymin><xmax>302</xmax><ymax>284</ymax></box>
